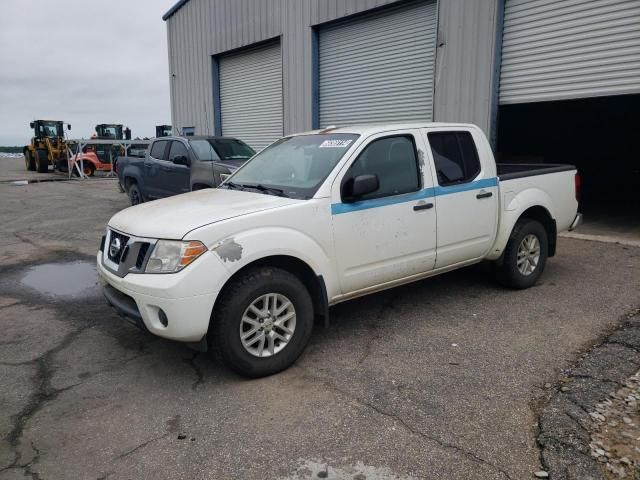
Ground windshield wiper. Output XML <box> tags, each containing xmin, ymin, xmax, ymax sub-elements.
<box><xmin>245</xmin><ymin>183</ymin><xmax>288</xmax><ymax>197</ymax></box>
<box><xmin>222</xmin><ymin>181</ymin><xmax>245</xmax><ymax>191</ymax></box>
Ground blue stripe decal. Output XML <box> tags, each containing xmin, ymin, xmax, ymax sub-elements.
<box><xmin>331</xmin><ymin>177</ymin><xmax>498</xmax><ymax>215</ymax></box>
<box><xmin>433</xmin><ymin>177</ymin><xmax>498</xmax><ymax>196</ymax></box>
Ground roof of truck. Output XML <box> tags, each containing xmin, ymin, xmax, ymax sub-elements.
<box><xmin>294</xmin><ymin>122</ymin><xmax>479</xmax><ymax>137</ymax></box>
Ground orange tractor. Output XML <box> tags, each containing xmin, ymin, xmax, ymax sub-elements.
<box><xmin>68</xmin><ymin>124</ymin><xmax>131</xmax><ymax>176</ymax></box>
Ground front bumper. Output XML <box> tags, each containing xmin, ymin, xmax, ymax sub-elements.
<box><xmin>103</xmin><ymin>284</ymin><xmax>147</xmax><ymax>331</ymax></box>
<box><xmin>569</xmin><ymin>212</ymin><xmax>583</xmax><ymax>231</ymax></box>
<box><xmin>97</xmin><ymin>250</ymin><xmax>229</xmax><ymax>342</ymax></box>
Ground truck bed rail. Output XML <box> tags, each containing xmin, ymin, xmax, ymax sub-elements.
<box><xmin>497</xmin><ymin>163</ymin><xmax>576</xmax><ymax>181</ymax></box>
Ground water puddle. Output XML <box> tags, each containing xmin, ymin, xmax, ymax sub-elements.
<box><xmin>21</xmin><ymin>261</ymin><xmax>98</xmax><ymax>298</ymax></box>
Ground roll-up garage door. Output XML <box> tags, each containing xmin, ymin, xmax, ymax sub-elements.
<box><xmin>500</xmin><ymin>0</ymin><xmax>640</xmax><ymax>104</ymax></box>
<box><xmin>219</xmin><ymin>42</ymin><xmax>283</xmax><ymax>150</ymax></box>
<box><xmin>318</xmin><ymin>1</ymin><xmax>437</xmax><ymax>127</ymax></box>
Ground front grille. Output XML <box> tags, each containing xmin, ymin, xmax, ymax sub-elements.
<box><xmin>107</xmin><ymin>231</ymin><xmax>130</xmax><ymax>263</ymax></box>
<box><xmin>135</xmin><ymin>243</ymin><xmax>151</xmax><ymax>269</ymax></box>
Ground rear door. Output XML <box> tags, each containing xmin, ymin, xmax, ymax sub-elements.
<box><xmin>144</xmin><ymin>140</ymin><xmax>169</xmax><ymax>199</ymax></box>
<box><xmin>164</xmin><ymin>140</ymin><xmax>191</xmax><ymax>196</ymax></box>
<box><xmin>422</xmin><ymin>128</ymin><xmax>499</xmax><ymax>268</ymax></box>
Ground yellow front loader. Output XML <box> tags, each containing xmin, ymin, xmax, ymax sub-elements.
<box><xmin>23</xmin><ymin>120</ymin><xmax>71</xmax><ymax>173</ymax></box>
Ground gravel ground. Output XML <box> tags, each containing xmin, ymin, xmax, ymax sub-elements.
<box><xmin>0</xmin><ymin>156</ymin><xmax>639</xmax><ymax>479</ymax></box>
<box><xmin>537</xmin><ymin>311</ymin><xmax>640</xmax><ymax>480</ymax></box>
<box><xmin>590</xmin><ymin>371</ymin><xmax>640</xmax><ymax>478</ymax></box>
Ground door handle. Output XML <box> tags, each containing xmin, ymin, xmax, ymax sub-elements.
<box><xmin>476</xmin><ymin>192</ymin><xmax>493</xmax><ymax>199</ymax></box>
<box><xmin>413</xmin><ymin>202</ymin><xmax>434</xmax><ymax>211</ymax></box>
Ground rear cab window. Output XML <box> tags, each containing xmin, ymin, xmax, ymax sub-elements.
<box><xmin>428</xmin><ymin>131</ymin><xmax>480</xmax><ymax>186</ymax></box>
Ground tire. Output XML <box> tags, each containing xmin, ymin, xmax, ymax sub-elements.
<box><xmin>127</xmin><ymin>182</ymin><xmax>144</xmax><ymax>206</ymax></box>
<box><xmin>496</xmin><ymin>219</ymin><xmax>548</xmax><ymax>289</ymax></box>
<box><xmin>35</xmin><ymin>149</ymin><xmax>49</xmax><ymax>173</ymax></box>
<box><xmin>210</xmin><ymin>267</ymin><xmax>314</xmax><ymax>378</ymax></box>
<box><xmin>82</xmin><ymin>161</ymin><xmax>95</xmax><ymax>177</ymax></box>
<box><xmin>24</xmin><ymin>151</ymin><xmax>35</xmax><ymax>171</ymax></box>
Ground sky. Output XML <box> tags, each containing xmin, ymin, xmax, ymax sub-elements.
<box><xmin>0</xmin><ymin>0</ymin><xmax>177</xmax><ymax>145</ymax></box>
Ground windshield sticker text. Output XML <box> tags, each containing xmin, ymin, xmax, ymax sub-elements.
<box><xmin>319</xmin><ymin>139</ymin><xmax>353</xmax><ymax>148</ymax></box>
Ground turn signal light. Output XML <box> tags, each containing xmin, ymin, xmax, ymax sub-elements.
<box><xmin>179</xmin><ymin>241</ymin><xmax>208</xmax><ymax>267</ymax></box>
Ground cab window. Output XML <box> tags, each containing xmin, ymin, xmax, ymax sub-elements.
<box><xmin>168</xmin><ymin>141</ymin><xmax>189</xmax><ymax>162</ymax></box>
<box><xmin>343</xmin><ymin>135</ymin><xmax>421</xmax><ymax>201</ymax></box>
<box><xmin>150</xmin><ymin>140</ymin><xmax>168</xmax><ymax>160</ymax></box>
<box><xmin>428</xmin><ymin>131</ymin><xmax>480</xmax><ymax>186</ymax></box>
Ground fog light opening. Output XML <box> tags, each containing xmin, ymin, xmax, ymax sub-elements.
<box><xmin>158</xmin><ymin>309</ymin><xmax>169</xmax><ymax>327</ymax></box>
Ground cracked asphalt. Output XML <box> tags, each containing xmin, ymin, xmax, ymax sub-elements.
<box><xmin>0</xmin><ymin>157</ymin><xmax>639</xmax><ymax>479</ymax></box>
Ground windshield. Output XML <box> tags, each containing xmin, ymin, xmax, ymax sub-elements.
<box><xmin>101</xmin><ymin>127</ymin><xmax>118</xmax><ymax>138</ymax></box>
<box><xmin>190</xmin><ymin>138</ymin><xmax>255</xmax><ymax>162</ymax></box>
<box><xmin>224</xmin><ymin>133</ymin><xmax>359</xmax><ymax>199</ymax></box>
<box><xmin>40</xmin><ymin>122</ymin><xmax>61</xmax><ymax>137</ymax></box>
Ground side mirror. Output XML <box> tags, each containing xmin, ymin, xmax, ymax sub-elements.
<box><xmin>67</xmin><ymin>124</ymin><xmax>72</xmax><ymax>130</ymax></box>
<box><xmin>342</xmin><ymin>174</ymin><xmax>379</xmax><ymax>202</ymax></box>
<box><xmin>30</xmin><ymin>122</ymin><xmax>35</xmax><ymax>128</ymax></box>
<box><xmin>173</xmin><ymin>155</ymin><xmax>190</xmax><ymax>166</ymax></box>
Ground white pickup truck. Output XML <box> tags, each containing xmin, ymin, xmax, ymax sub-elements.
<box><xmin>98</xmin><ymin>123</ymin><xmax>582</xmax><ymax>377</ymax></box>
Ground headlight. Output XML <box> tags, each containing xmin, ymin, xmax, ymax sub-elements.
<box><xmin>145</xmin><ymin>240</ymin><xmax>207</xmax><ymax>273</ymax></box>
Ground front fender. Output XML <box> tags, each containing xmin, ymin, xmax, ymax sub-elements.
<box><xmin>121</xmin><ymin>166</ymin><xmax>145</xmax><ymax>190</ymax></box>
<box><xmin>486</xmin><ymin>187</ymin><xmax>555</xmax><ymax>261</ymax></box>
<box><xmin>201</xmin><ymin>227</ymin><xmax>339</xmax><ymax>300</ymax></box>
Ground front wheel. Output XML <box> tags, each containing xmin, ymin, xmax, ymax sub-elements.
<box><xmin>35</xmin><ymin>149</ymin><xmax>49</xmax><ymax>173</ymax></box>
<box><xmin>210</xmin><ymin>267</ymin><xmax>314</xmax><ymax>378</ymax></box>
<box><xmin>82</xmin><ymin>161</ymin><xmax>95</xmax><ymax>177</ymax></box>
<box><xmin>24</xmin><ymin>151</ymin><xmax>35</xmax><ymax>171</ymax></box>
<box><xmin>127</xmin><ymin>182</ymin><xmax>144</xmax><ymax>205</ymax></box>
<box><xmin>496</xmin><ymin>219</ymin><xmax>548</xmax><ymax>289</ymax></box>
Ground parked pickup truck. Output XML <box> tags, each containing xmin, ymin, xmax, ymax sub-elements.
<box><xmin>116</xmin><ymin>135</ymin><xmax>255</xmax><ymax>205</ymax></box>
<box><xmin>98</xmin><ymin>123</ymin><xmax>582</xmax><ymax>377</ymax></box>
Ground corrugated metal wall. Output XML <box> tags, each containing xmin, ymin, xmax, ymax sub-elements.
<box><xmin>500</xmin><ymin>0</ymin><xmax>640</xmax><ymax>104</ymax></box>
<box><xmin>166</xmin><ymin>0</ymin><xmax>500</xmax><ymax>137</ymax></box>
<box><xmin>318</xmin><ymin>1</ymin><xmax>437</xmax><ymax>126</ymax></box>
<box><xmin>219</xmin><ymin>42</ymin><xmax>283</xmax><ymax>149</ymax></box>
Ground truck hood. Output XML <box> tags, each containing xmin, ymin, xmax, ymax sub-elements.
<box><xmin>109</xmin><ymin>189</ymin><xmax>301</xmax><ymax>239</ymax></box>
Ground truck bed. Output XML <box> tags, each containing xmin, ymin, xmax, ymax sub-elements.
<box><xmin>497</xmin><ymin>163</ymin><xmax>576</xmax><ymax>181</ymax></box>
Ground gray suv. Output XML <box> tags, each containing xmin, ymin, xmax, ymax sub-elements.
<box><xmin>117</xmin><ymin>136</ymin><xmax>255</xmax><ymax>205</ymax></box>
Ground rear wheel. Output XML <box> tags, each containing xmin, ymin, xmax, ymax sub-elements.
<box><xmin>24</xmin><ymin>151</ymin><xmax>35</xmax><ymax>171</ymax></box>
<box><xmin>81</xmin><ymin>161</ymin><xmax>95</xmax><ymax>177</ymax></box>
<box><xmin>127</xmin><ymin>182</ymin><xmax>144</xmax><ymax>205</ymax></box>
<box><xmin>496</xmin><ymin>219</ymin><xmax>548</xmax><ymax>289</ymax></box>
<box><xmin>210</xmin><ymin>267</ymin><xmax>314</xmax><ymax>378</ymax></box>
<box><xmin>35</xmin><ymin>149</ymin><xmax>49</xmax><ymax>173</ymax></box>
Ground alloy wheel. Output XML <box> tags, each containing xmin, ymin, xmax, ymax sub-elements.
<box><xmin>239</xmin><ymin>293</ymin><xmax>296</xmax><ymax>357</ymax></box>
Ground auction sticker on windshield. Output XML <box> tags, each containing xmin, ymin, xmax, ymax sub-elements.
<box><xmin>319</xmin><ymin>139</ymin><xmax>353</xmax><ymax>148</ymax></box>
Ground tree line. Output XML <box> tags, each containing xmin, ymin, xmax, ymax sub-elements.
<box><xmin>0</xmin><ymin>146</ymin><xmax>22</xmax><ymax>153</ymax></box>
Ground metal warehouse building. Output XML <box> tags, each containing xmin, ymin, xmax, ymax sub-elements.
<box><xmin>164</xmin><ymin>0</ymin><xmax>640</xmax><ymax>213</ymax></box>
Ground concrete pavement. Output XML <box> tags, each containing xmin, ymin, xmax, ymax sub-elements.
<box><xmin>0</xmin><ymin>157</ymin><xmax>638</xmax><ymax>479</ymax></box>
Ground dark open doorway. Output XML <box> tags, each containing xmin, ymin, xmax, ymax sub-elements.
<box><xmin>497</xmin><ymin>94</ymin><xmax>640</xmax><ymax>239</ymax></box>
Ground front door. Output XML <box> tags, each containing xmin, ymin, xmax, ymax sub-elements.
<box><xmin>331</xmin><ymin>131</ymin><xmax>437</xmax><ymax>295</ymax></box>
